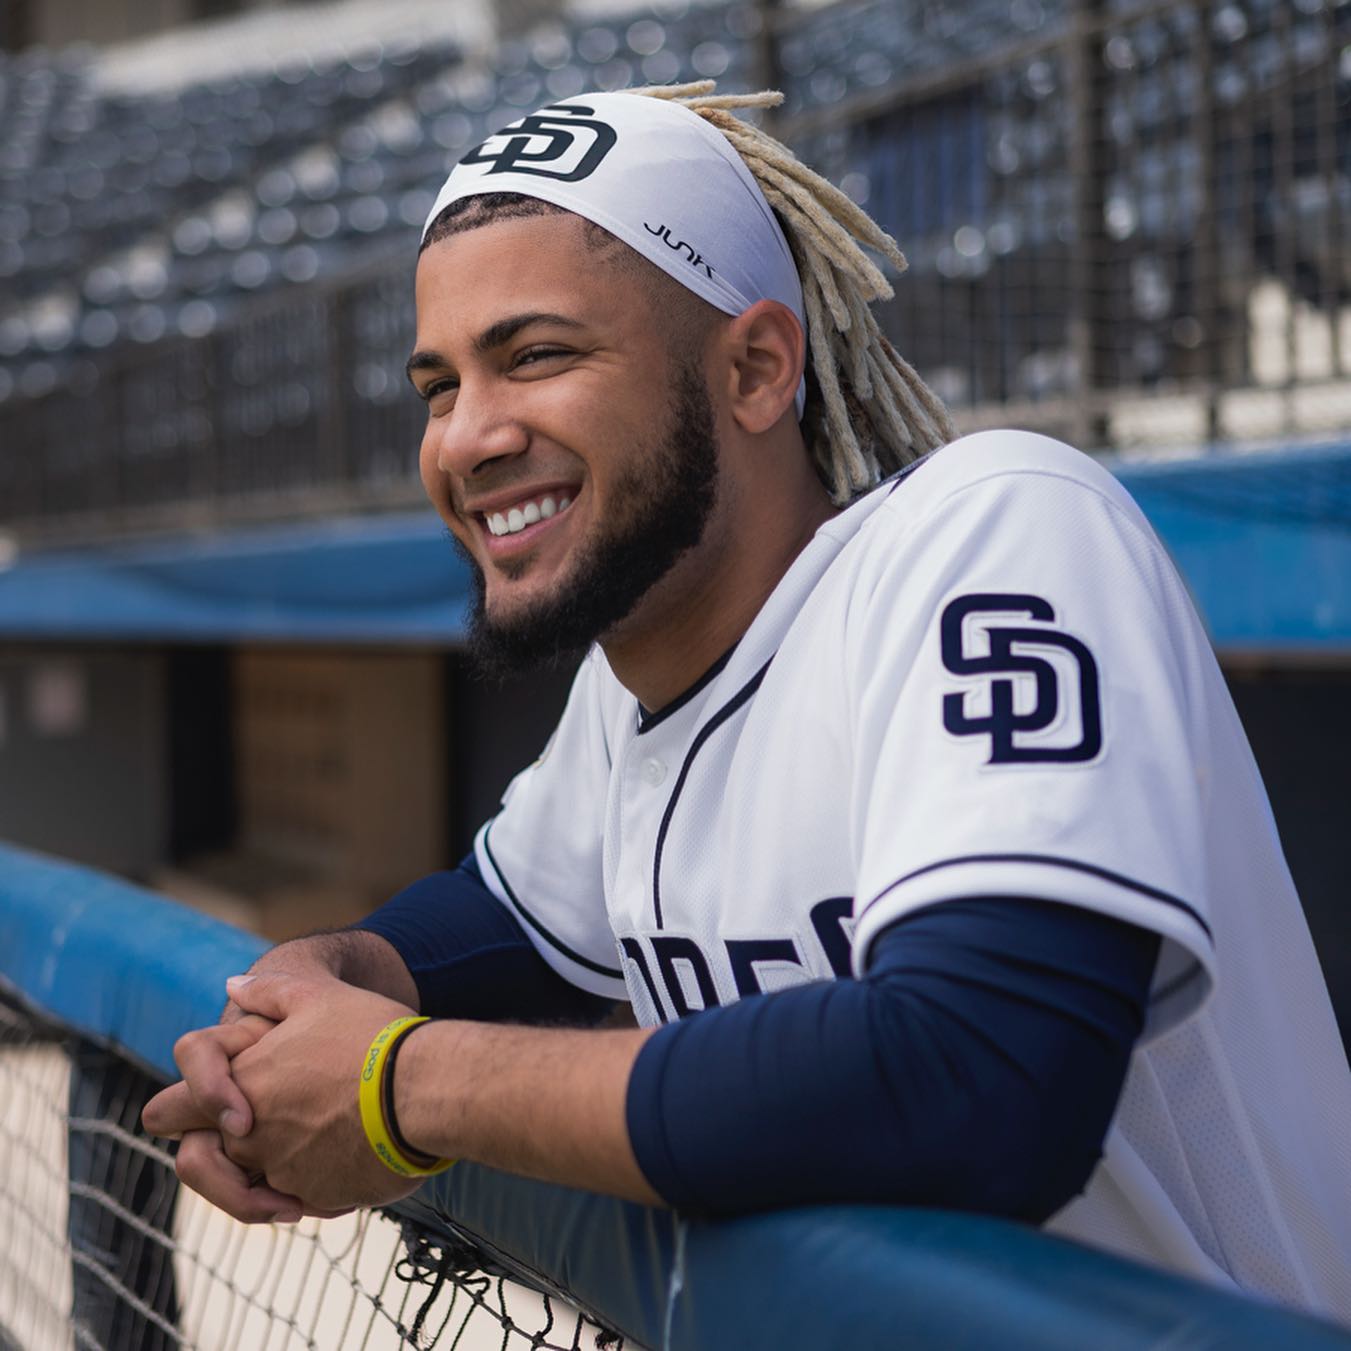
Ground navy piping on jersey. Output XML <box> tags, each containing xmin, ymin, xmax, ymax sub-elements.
<box><xmin>352</xmin><ymin>856</ymin><xmax>615</xmax><ymax>1024</ymax></box>
<box><xmin>884</xmin><ymin>454</ymin><xmax>931</xmax><ymax>496</ymax></box>
<box><xmin>637</xmin><ymin>644</ymin><xmax>737</xmax><ymax>734</ymax></box>
<box><xmin>645</xmin><ymin>461</ymin><xmax>931</xmax><ymax>926</ymax></box>
<box><xmin>482</xmin><ymin>820</ymin><xmax>624</xmax><ymax>980</ymax></box>
<box><xmin>860</xmin><ymin>852</ymin><xmax>1213</xmax><ymax>942</ymax></box>
<box><xmin>651</xmin><ymin>658</ymin><xmax>774</xmax><ymax>929</ymax></box>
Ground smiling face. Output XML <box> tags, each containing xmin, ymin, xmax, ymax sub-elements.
<box><xmin>411</xmin><ymin>209</ymin><xmax>724</xmax><ymax>676</ymax></box>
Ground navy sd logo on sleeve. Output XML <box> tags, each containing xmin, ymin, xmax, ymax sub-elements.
<box><xmin>940</xmin><ymin>593</ymin><xmax>1102</xmax><ymax>764</ymax></box>
<box><xmin>460</xmin><ymin>104</ymin><xmax>617</xmax><ymax>183</ymax></box>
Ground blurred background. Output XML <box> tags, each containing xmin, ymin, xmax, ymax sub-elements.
<box><xmin>0</xmin><ymin>0</ymin><xmax>1347</xmax><ymax>1038</ymax></box>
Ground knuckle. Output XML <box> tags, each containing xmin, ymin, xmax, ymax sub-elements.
<box><xmin>174</xmin><ymin>1145</ymin><xmax>204</xmax><ymax>1189</ymax></box>
<box><xmin>186</xmin><ymin>1081</ymin><xmax>226</xmax><ymax>1118</ymax></box>
<box><xmin>203</xmin><ymin>1071</ymin><xmax>233</xmax><ymax>1102</ymax></box>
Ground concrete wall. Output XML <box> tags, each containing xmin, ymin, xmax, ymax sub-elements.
<box><xmin>0</xmin><ymin>645</ymin><xmax>167</xmax><ymax>876</ymax></box>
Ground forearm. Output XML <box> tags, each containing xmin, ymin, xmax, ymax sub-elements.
<box><xmin>350</xmin><ymin>857</ymin><xmax>614</xmax><ymax>1025</ymax></box>
<box><xmin>627</xmin><ymin>898</ymin><xmax>1161</xmax><ymax>1218</ymax></box>
<box><xmin>393</xmin><ymin>1018</ymin><xmax>662</xmax><ymax>1205</ymax></box>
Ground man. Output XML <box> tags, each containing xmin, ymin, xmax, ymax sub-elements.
<box><xmin>144</xmin><ymin>84</ymin><xmax>1351</xmax><ymax>1323</ymax></box>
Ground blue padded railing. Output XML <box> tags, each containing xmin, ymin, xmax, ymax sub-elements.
<box><xmin>2</xmin><ymin>841</ymin><xmax>1349</xmax><ymax>1350</ymax></box>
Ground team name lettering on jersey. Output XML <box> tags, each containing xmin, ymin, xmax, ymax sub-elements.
<box><xmin>618</xmin><ymin>898</ymin><xmax>854</xmax><ymax>1021</ymax></box>
<box><xmin>940</xmin><ymin>592</ymin><xmax>1102</xmax><ymax>764</ymax></box>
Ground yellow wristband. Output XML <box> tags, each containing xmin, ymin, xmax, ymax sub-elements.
<box><xmin>358</xmin><ymin>1016</ymin><xmax>454</xmax><ymax>1178</ymax></box>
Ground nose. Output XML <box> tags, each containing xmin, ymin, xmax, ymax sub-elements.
<box><xmin>424</xmin><ymin>377</ymin><xmax>528</xmax><ymax>480</ymax></box>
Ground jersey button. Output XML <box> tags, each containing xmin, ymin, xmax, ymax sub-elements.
<box><xmin>640</xmin><ymin>756</ymin><xmax>667</xmax><ymax>787</ymax></box>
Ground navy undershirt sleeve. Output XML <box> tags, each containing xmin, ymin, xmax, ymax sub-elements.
<box><xmin>351</xmin><ymin>854</ymin><xmax>614</xmax><ymax>1025</ymax></box>
<box><xmin>626</xmin><ymin>897</ymin><xmax>1160</xmax><ymax>1220</ymax></box>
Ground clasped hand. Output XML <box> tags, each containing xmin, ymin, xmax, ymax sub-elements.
<box><xmin>141</xmin><ymin>972</ymin><xmax>422</xmax><ymax>1222</ymax></box>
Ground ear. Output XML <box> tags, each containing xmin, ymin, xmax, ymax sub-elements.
<box><xmin>721</xmin><ymin>300</ymin><xmax>805</xmax><ymax>435</ymax></box>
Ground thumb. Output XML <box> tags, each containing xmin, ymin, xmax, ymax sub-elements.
<box><xmin>225</xmin><ymin>970</ymin><xmax>309</xmax><ymax>1021</ymax></box>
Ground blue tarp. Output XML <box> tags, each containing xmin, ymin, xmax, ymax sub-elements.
<box><xmin>0</xmin><ymin>841</ymin><xmax>266</xmax><ymax>1076</ymax></box>
<box><xmin>0</xmin><ymin>439</ymin><xmax>1347</xmax><ymax>648</ymax></box>
<box><xmin>0</xmin><ymin>510</ymin><xmax>474</xmax><ymax>643</ymax></box>
<box><xmin>1112</xmin><ymin>441</ymin><xmax>1351</xmax><ymax>652</ymax></box>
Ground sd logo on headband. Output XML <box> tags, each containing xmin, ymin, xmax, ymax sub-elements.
<box><xmin>461</xmin><ymin>104</ymin><xmax>617</xmax><ymax>182</ymax></box>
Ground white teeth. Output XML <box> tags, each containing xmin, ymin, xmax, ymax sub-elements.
<box><xmin>484</xmin><ymin>493</ymin><xmax>573</xmax><ymax>537</ymax></box>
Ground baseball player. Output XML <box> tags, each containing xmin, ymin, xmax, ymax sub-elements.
<box><xmin>144</xmin><ymin>84</ymin><xmax>1351</xmax><ymax>1323</ymax></box>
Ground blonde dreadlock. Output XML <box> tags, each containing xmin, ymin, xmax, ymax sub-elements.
<box><xmin>631</xmin><ymin>81</ymin><xmax>955</xmax><ymax>503</ymax></box>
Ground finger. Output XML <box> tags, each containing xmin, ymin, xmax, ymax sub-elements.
<box><xmin>225</xmin><ymin>970</ymin><xmax>314</xmax><ymax>1023</ymax></box>
<box><xmin>220</xmin><ymin>1140</ymin><xmax>356</xmax><ymax>1218</ymax></box>
<box><xmin>221</xmin><ymin>1001</ymin><xmax>275</xmax><ymax>1031</ymax></box>
<box><xmin>219</xmin><ymin>1128</ymin><xmax>263</xmax><ymax>1175</ymax></box>
<box><xmin>189</xmin><ymin>1020</ymin><xmax>271</xmax><ymax>1060</ymax></box>
<box><xmin>172</xmin><ymin>1023</ymin><xmax>268</xmax><ymax>1136</ymax></box>
<box><xmin>174</xmin><ymin>1130</ymin><xmax>304</xmax><ymax>1225</ymax></box>
<box><xmin>230</xmin><ymin>1013</ymin><xmax>278</xmax><ymax>1038</ymax></box>
<box><xmin>142</xmin><ymin>1081</ymin><xmax>216</xmax><ymax>1139</ymax></box>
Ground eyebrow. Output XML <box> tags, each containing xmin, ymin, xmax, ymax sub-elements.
<box><xmin>404</xmin><ymin>311</ymin><xmax>585</xmax><ymax>385</ymax></box>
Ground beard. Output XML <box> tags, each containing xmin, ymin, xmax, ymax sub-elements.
<box><xmin>458</xmin><ymin>360</ymin><xmax>720</xmax><ymax>681</ymax></box>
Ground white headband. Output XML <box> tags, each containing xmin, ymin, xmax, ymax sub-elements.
<box><xmin>422</xmin><ymin>91</ymin><xmax>807</xmax><ymax>413</ymax></box>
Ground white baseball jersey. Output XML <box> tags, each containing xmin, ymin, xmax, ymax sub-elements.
<box><xmin>474</xmin><ymin>429</ymin><xmax>1351</xmax><ymax>1321</ymax></box>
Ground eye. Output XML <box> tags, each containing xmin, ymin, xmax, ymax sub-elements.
<box><xmin>513</xmin><ymin>345</ymin><xmax>570</xmax><ymax>369</ymax></box>
<box><xmin>419</xmin><ymin>377</ymin><xmax>457</xmax><ymax>404</ymax></box>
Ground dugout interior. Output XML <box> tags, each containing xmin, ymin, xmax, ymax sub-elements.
<box><xmin>0</xmin><ymin>632</ymin><xmax>1347</xmax><ymax>1051</ymax></box>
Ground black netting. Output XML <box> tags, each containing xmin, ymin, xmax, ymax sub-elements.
<box><xmin>0</xmin><ymin>994</ymin><xmax>631</xmax><ymax>1351</ymax></box>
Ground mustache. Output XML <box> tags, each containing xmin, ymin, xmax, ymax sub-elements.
<box><xmin>448</xmin><ymin>461</ymin><xmax>585</xmax><ymax>516</ymax></box>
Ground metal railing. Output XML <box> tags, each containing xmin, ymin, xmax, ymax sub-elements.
<box><xmin>4</xmin><ymin>841</ymin><xmax>1349</xmax><ymax>1350</ymax></box>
